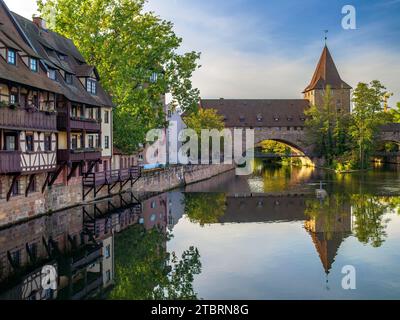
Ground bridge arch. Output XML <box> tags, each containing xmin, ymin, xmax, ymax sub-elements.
<box><xmin>240</xmin><ymin>127</ymin><xmax>314</xmax><ymax>166</ymax></box>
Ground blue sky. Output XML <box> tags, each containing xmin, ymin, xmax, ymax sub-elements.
<box><xmin>5</xmin><ymin>0</ymin><xmax>400</xmax><ymax>104</ymax></box>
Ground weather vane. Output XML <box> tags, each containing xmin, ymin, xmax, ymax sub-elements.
<box><xmin>324</xmin><ymin>30</ymin><xmax>328</xmax><ymax>45</ymax></box>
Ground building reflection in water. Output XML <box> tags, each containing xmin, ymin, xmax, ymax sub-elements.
<box><xmin>185</xmin><ymin>192</ymin><xmax>355</xmax><ymax>276</ymax></box>
<box><xmin>1</xmin><ymin>189</ymin><xmax>392</xmax><ymax>299</ymax></box>
<box><xmin>0</xmin><ymin>191</ymin><xmax>171</xmax><ymax>300</ymax></box>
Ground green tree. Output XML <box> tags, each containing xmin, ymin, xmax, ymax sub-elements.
<box><xmin>351</xmin><ymin>194</ymin><xmax>389</xmax><ymax>247</ymax></box>
<box><xmin>38</xmin><ymin>0</ymin><xmax>201</xmax><ymax>153</ymax></box>
<box><xmin>183</xmin><ymin>108</ymin><xmax>225</xmax><ymax>134</ymax></box>
<box><xmin>350</xmin><ymin>80</ymin><xmax>390</xmax><ymax>169</ymax></box>
<box><xmin>389</xmin><ymin>102</ymin><xmax>400</xmax><ymax>123</ymax></box>
<box><xmin>305</xmin><ymin>86</ymin><xmax>351</xmax><ymax>167</ymax></box>
<box><xmin>183</xmin><ymin>108</ymin><xmax>225</xmax><ymax>160</ymax></box>
<box><xmin>184</xmin><ymin>193</ymin><xmax>227</xmax><ymax>226</ymax></box>
<box><xmin>108</xmin><ymin>224</ymin><xmax>201</xmax><ymax>300</ymax></box>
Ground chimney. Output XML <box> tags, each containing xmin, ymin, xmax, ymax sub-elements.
<box><xmin>32</xmin><ymin>16</ymin><xmax>47</xmax><ymax>29</ymax></box>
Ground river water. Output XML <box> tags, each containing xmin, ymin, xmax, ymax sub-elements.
<box><xmin>1</xmin><ymin>162</ymin><xmax>400</xmax><ymax>300</ymax></box>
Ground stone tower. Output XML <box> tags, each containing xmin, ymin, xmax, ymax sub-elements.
<box><xmin>303</xmin><ymin>46</ymin><xmax>352</xmax><ymax>113</ymax></box>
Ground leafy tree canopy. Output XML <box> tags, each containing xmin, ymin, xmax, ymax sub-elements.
<box><xmin>38</xmin><ymin>0</ymin><xmax>201</xmax><ymax>153</ymax></box>
<box><xmin>183</xmin><ymin>108</ymin><xmax>225</xmax><ymax>134</ymax></box>
<box><xmin>109</xmin><ymin>224</ymin><xmax>202</xmax><ymax>300</ymax></box>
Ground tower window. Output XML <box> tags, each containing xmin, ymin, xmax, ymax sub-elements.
<box><xmin>150</xmin><ymin>72</ymin><xmax>158</xmax><ymax>83</ymax></box>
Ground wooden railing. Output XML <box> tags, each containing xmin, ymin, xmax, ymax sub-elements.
<box><xmin>0</xmin><ymin>107</ymin><xmax>57</xmax><ymax>131</ymax></box>
<box><xmin>0</xmin><ymin>151</ymin><xmax>21</xmax><ymax>173</ymax></box>
<box><xmin>83</xmin><ymin>166</ymin><xmax>142</xmax><ymax>187</ymax></box>
<box><xmin>57</xmin><ymin>149</ymin><xmax>102</xmax><ymax>162</ymax></box>
<box><xmin>57</xmin><ymin>113</ymin><xmax>101</xmax><ymax>132</ymax></box>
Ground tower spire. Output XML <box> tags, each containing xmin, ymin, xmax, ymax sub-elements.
<box><xmin>324</xmin><ymin>30</ymin><xmax>328</xmax><ymax>45</ymax></box>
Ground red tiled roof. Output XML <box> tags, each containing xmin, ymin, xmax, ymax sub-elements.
<box><xmin>200</xmin><ymin>99</ymin><xmax>309</xmax><ymax>127</ymax></box>
<box><xmin>304</xmin><ymin>45</ymin><xmax>351</xmax><ymax>92</ymax></box>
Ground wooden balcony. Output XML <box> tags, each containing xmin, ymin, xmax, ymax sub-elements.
<box><xmin>0</xmin><ymin>151</ymin><xmax>21</xmax><ymax>173</ymax></box>
<box><xmin>57</xmin><ymin>113</ymin><xmax>101</xmax><ymax>132</ymax></box>
<box><xmin>71</xmin><ymin>245</ymin><xmax>103</xmax><ymax>272</ymax></box>
<box><xmin>57</xmin><ymin>148</ymin><xmax>102</xmax><ymax>163</ymax></box>
<box><xmin>0</xmin><ymin>106</ymin><xmax>57</xmax><ymax>131</ymax></box>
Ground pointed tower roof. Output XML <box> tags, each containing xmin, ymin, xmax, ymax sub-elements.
<box><xmin>304</xmin><ymin>45</ymin><xmax>352</xmax><ymax>93</ymax></box>
<box><xmin>308</xmin><ymin>231</ymin><xmax>350</xmax><ymax>274</ymax></box>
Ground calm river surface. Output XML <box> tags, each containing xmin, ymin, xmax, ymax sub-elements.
<box><xmin>1</xmin><ymin>162</ymin><xmax>400</xmax><ymax>300</ymax></box>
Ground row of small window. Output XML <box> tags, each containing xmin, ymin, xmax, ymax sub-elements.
<box><xmin>2</xmin><ymin>134</ymin><xmax>52</xmax><ymax>152</ymax></box>
<box><xmin>6</xmin><ymin>49</ymin><xmax>97</xmax><ymax>96</ymax></box>
<box><xmin>225</xmin><ymin>116</ymin><xmax>307</xmax><ymax>122</ymax></box>
<box><xmin>7</xmin><ymin>49</ymin><xmax>39</xmax><ymax>72</ymax></box>
<box><xmin>6</xmin><ymin>243</ymin><xmax>39</xmax><ymax>268</ymax></box>
<box><xmin>71</xmin><ymin>107</ymin><xmax>109</xmax><ymax>123</ymax></box>
<box><xmin>5</xmin><ymin>176</ymin><xmax>37</xmax><ymax>198</ymax></box>
<box><xmin>71</xmin><ymin>135</ymin><xmax>109</xmax><ymax>149</ymax></box>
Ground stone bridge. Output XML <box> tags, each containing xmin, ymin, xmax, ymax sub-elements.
<box><xmin>238</xmin><ymin>123</ymin><xmax>400</xmax><ymax>166</ymax></box>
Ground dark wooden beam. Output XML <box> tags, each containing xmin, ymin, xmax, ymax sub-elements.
<box><xmin>86</xmin><ymin>160</ymin><xmax>98</xmax><ymax>177</ymax></box>
<box><xmin>25</xmin><ymin>243</ymin><xmax>36</xmax><ymax>263</ymax></box>
<box><xmin>49</xmin><ymin>163</ymin><xmax>65</xmax><ymax>187</ymax></box>
<box><xmin>7</xmin><ymin>251</ymin><xmax>19</xmax><ymax>270</ymax></box>
<box><xmin>42</xmin><ymin>172</ymin><xmax>51</xmax><ymax>193</ymax></box>
<box><xmin>6</xmin><ymin>174</ymin><xmax>19</xmax><ymax>201</ymax></box>
<box><xmin>67</xmin><ymin>162</ymin><xmax>79</xmax><ymax>181</ymax></box>
<box><xmin>25</xmin><ymin>174</ymin><xmax>35</xmax><ymax>197</ymax></box>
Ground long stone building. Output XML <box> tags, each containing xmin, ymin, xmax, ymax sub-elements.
<box><xmin>200</xmin><ymin>45</ymin><xmax>353</xmax><ymax>154</ymax></box>
<box><xmin>0</xmin><ymin>0</ymin><xmax>113</xmax><ymax>206</ymax></box>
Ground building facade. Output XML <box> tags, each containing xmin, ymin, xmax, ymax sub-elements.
<box><xmin>0</xmin><ymin>0</ymin><xmax>114</xmax><ymax>205</ymax></box>
<box><xmin>200</xmin><ymin>45</ymin><xmax>352</xmax><ymax>137</ymax></box>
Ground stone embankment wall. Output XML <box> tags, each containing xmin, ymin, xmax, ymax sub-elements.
<box><xmin>0</xmin><ymin>164</ymin><xmax>234</xmax><ymax>227</ymax></box>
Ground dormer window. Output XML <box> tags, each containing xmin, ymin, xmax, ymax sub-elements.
<box><xmin>257</xmin><ymin>114</ymin><xmax>263</xmax><ymax>122</ymax></box>
<box><xmin>86</xmin><ymin>78</ymin><xmax>97</xmax><ymax>95</ymax></box>
<box><xmin>7</xmin><ymin>49</ymin><xmax>16</xmax><ymax>65</ymax></box>
<box><xmin>239</xmin><ymin>116</ymin><xmax>245</xmax><ymax>122</ymax></box>
<box><xmin>300</xmin><ymin>117</ymin><xmax>306</xmax><ymax>121</ymax></box>
<box><xmin>274</xmin><ymin>117</ymin><xmax>279</xmax><ymax>121</ymax></box>
<box><xmin>287</xmin><ymin>117</ymin><xmax>293</xmax><ymax>121</ymax></box>
<box><xmin>30</xmin><ymin>58</ymin><xmax>38</xmax><ymax>72</ymax></box>
<box><xmin>65</xmin><ymin>73</ymin><xmax>73</xmax><ymax>84</ymax></box>
<box><xmin>48</xmin><ymin>68</ymin><xmax>56</xmax><ymax>80</ymax></box>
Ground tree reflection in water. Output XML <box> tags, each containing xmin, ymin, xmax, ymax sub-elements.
<box><xmin>184</xmin><ymin>193</ymin><xmax>227</xmax><ymax>226</ymax></box>
<box><xmin>109</xmin><ymin>224</ymin><xmax>201</xmax><ymax>300</ymax></box>
<box><xmin>305</xmin><ymin>193</ymin><xmax>400</xmax><ymax>248</ymax></box>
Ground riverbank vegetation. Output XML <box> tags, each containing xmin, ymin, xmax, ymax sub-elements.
<box><xmin>258</xmin><ymin>140</ymin><xmax>302</xmax><ymax>166</ymax></box>
<box><xmin>305</xmin><ymin>81</ymin><xmax>398</xmax><ymax>172</ymax></box>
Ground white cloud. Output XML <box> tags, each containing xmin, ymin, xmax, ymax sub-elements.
<box><xmin>3</xmin><ymin>0</ymin><xmax>38</xmax><ymax>19</ymax></box>
<box><xmin>5</xmin><ymin>0</ymin><xmax>400</xmax><ymax>106</ymax></box>
<box><xmin>145</xmin><ymin>0</ymin><xmax>400</xmax><ymax>106</ymax></box>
